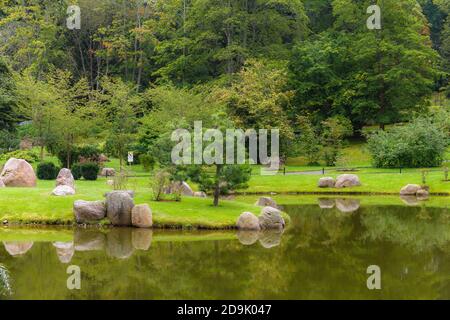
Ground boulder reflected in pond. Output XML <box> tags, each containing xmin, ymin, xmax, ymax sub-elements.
<box><xmin>400</xmin><ymin>195</ymin><xmax>420</xmax><ymax>206</ymax></box>
<box><xmin>53</xmin><ymin>242</ymin><xmax>74</xmax><ymax>264</ymax></box>
<box><xmin>259</xmin><ymin>230</ymin><xmax>283</xmax><ymax>249</ymax></box>
<box><xmin>132</xmin><ymin>228</ymin><xmax>153</xmax><ymax>251</ymax></box>
<box><xmin>237</xmin><ymin>230</ymin><xmax>260</xmax><ymax>245</ymax></box>
<box><xmin>74</xmin><ymin>229</ymin><xmax>106</xmax><ymax>251</ymax></box>
<box><xmin>106</xmin><ymin>228</ymin><xmax>134</xmax><ymax>259</ymax></box>
<box><xmin>318</xmin><ymin>198</ymin><xmax>335</xmax><ymax>209</ymax></box>
<box><xmin>335</xmin><ymin>199</ymin><xmax>360</xmax><ymax>213</ymax></box>
<box><xmin>3</xmin><ymin>241</ymin><xmax>34</xmax><ymax>256</ymax></box>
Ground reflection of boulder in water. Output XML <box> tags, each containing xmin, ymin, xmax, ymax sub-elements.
<box><xmin>3</xmin><ymin>242</ymin><xmax>34</xmax><ymax>256</ymax></box>
<box><xmin>74</xmin><ymin>229</ymin><xmax>106</xmax><ymax>251</ymax></box>
<box><xmin>237</xmin><ymin>230</ymin><xmax>260</xmax><ymax>245</ymax></box>
<box><xmin>132</xmin><ymin>228</ymin><xmax>153</xmax><ymax>251</ymax></box>
<box><xmin>258</xmin><ymin>230</ymin><xmax>283</xmax><ymax>249</ymax></box>
<box><xmin>106</xmin><ymin>228</ymin><xmax>134</xmax><ymax>259</ymax></box>
<box><xmin>53</xmin><ymin>242</ymin><xmax>74</xmax><ymax>264</ymax></box>
<box><xmin>318</xmin><ymin>198</ymin><xmax>335</xmax><ymax>209</ymax></box>
<box><xmin>335</xmin><ymin>199</ymin><xmax>360</xmax><ymax>213</ymax></box>
<box><xmin>400</xmin><ymin>195</ymin><xmax>420</xmax><ymax>206</ymax></box>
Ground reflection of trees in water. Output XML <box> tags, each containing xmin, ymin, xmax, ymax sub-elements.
<box><xmin>1</xmin><ymin>203</ymin><xmax>450</xmax><ymax>300</ymax></box>
<box><xmin>0</xmin><ymin>264</ymin><xmax>12</xmax><ymax>297</ymax></box>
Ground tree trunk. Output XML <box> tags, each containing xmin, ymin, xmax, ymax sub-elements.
<box><xmin>213</xmin><ymin>165</ymin><xmax>222</xmax><ymax>206</ymax></box>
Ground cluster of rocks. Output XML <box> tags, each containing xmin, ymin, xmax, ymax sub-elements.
<box><xmin>0</xmin><ymin>158</ymin><xmax>37</xmax><ymax>188</ymax></box>
<box><xmin>237</xmin><ymin>229</ymin><xmax>284</xmax><ymax>248</ymax></box>
<box><xmin>400</xmin><ymin>184</ymin><xmax>430</xmax><ymax>205</ymax></box>
<box><xmin>3</xmin><ymin>228</ymin><xmax>153</xmax><ymax>262</ymax></box>
<box><xmin>73</xmin><ymin>191</ymin><xmax>153</xmax><ymax>228</ymax></box>
<box><xmin>318</xmin><ymin>174</ymin><xmax>361</xmax><ymax>188</ymax></box>
<box><xmin>52</xmin><ymin>168</ymin><xmax>76</xmax><ymax>196</ymax></box>
<box><xmin>318</xmin><ymin>198</ymin><xmax>360</xmax><ymax>213</ymax></box>
<box><xmin>164</xmin><ymin>181</ymin><xmax>207</xmax><ymax>198</ymax></box>
<box><xmin>237</xmin><ymin>206</ymin><xmax>285</xmax><ymax>231</ymax></box>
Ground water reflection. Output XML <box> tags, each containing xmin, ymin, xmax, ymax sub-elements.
<box><xmin>0</xmin><ymin>199</ymin><xmax>449</xmax><ymax>299</ymax></box>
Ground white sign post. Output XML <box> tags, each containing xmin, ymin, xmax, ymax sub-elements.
<box><xmin>128</xmin><ymin>152</ymin><xmax>134</xmax><ymax>165</ymax></box>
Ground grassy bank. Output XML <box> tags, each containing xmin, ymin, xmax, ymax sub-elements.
<box><xmin>0</xmin><ymin>179</ymin><xmax>268</xmax><ymax>228</ymax></box>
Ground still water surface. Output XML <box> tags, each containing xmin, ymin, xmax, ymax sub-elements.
<box><xmin>0</xmin><ymin>197</ymin><xmax>449</xmax><ymax>300</ymax></box>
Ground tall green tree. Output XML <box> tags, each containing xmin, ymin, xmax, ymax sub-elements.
<box><xmin>0</xmin><ymin>58</ymin><xmax>18</xmax><ymax>131</ymax></box>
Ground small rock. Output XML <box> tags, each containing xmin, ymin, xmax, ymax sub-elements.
<box><xmin>131</xmin><ymin>204</ymin><xmax>153</xmax><ymax>228</ymax></box>
<box><xmin>56</xmin><ymin>168</ymin><xmax>75</xmax><ymax>188</ymax></box>
<box><xmin>236</xmin><ymin>212</ymin><xmax>261</xmax><ymax>231</ymax></box>
<box><xmin>193</xmin><ymin>191</ymin><xmax>207</xmax><ymax>198</ymax></box>
<box><xmin>255</xmin><ymin>197</ymin><xmax>278</xmax><ymax>209</ymax></box>
<box><xmin>165</xmin><ymin>181</ymin><xmax>194</xmax><ymax>196</ymax></box>
<box><xmin>258</xmin><ymin>207</ymin><xmax>285</xmax><ymax>230</ymax></box>
<box><xmin>52</xmin><ymin>185</ymin><xmax>76</xmax><ymax>196</ymax></box>
<box><xmin>400</xmin><ymin>184</ymin><xmax>422</xmax><ymax>196</ymax></box>
<box><xmin>101</xmin><ymin>168</ymin><xmax>116</xmax><ymax>177</ymax></box>
<box><xmin>335</xmin><ymin>174</ymin><xmax>361</xmax><ymax>188</ymax></box>
<box><xmin>107</xmin><ymin>179</ymin><xmax>114</xmax><ymax>186</ymax></box>
<box><xmin>73</xmin><ymin>200</ymin><xmax>106</xmax><ymax>223</ymax></box>
<box><xmin>318</xmin><ymin>177</ymin><xmax>335</xmax><ymax>188</ymax></box>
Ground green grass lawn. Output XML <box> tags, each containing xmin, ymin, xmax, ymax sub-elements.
<box><xmin>0</xmin><ymin>178</ymin><xmax>265</xmax><ymax>228</ymax></box>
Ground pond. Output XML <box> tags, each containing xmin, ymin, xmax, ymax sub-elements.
<box><xmin>0</xmin><ymin>197</ymin><xmax>449</xmax><ymax>300</ymax></box>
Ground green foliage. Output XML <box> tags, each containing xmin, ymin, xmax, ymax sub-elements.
<box><xmin>150</xmin><ymin>169</ymin><xmax>171</xmax><ymax>202</ymax></box>
<box><xmin>36</xmin><ymin>162</ymin><xmax>59</xmax><ymax>180</ymax></box>
<box><xmin>367</xmin><ymin>117</ymin><xmax>448</xmax><ymax>168</ymax></box>
<box><xmin>321</xmin><ymin>116</ymin><xmax>353</xmax><ymax>166</ymax></box>
<box><xmin>71</xmin><ymin>163</ymin><xmax>83</xmax><ymax>181</ymax></box>
<box><xmin>0</xmin><ymin>149</ymin><xmax>39</xmax><ymax>163</ymax></box>
<box><xmin>80</xmin><ymin>162</ymin><xmax>100</xmax><ymax>181</ymax></box>
<box><xmin>296</xmin><ymin>116</ymin><xmax>322</xmax><ymax>165</ymax></box>
<box><xmin>0</xmin><ymin>58</ymin><xmax>19</xmax><ymax>131</ymax></box>
<box><xmin>139</xmin><ymin>154</ymin><xmax>155</xmax><ymax>172</ymax></box>
<box><xmin>0</xmin><ymin>129</ymin><xmax>19</xmax><ymax>154</ymax></box>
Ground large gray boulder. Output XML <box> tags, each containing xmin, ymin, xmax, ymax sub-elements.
<box><xmin>335</xmin><ymin>199</ymin><xmax>360</xmax><ymax>213</ymax></box>
<box><xmin>400</xmin><ymin>184</ymin><xmax>422</xmax><ymax>196</ymax></box>
<box><xmin>3</xmin><ymin>242</ymin><xmax>34</xmax><ymax>256</ymax></box>
<box><xmin>73</xmin><ymin>200</ymin><xmax>106</xmax><ymax>223</ymax></box>
<box><xmin>258</xmin><ymin>207</ymin><xmax>285</xmax><ymax>230</ymax></box>
<box><xmin>335</xmin><ymin>174</ymin><xmax>361</xmax><ymax>188</ymax></box>
<box><xmin>194</xmin><ymin>191</ymin><xmax>207</xmax><ymax>198</ymax></box>
<box><xmin>106</xmin><ymin>191</ymin><xmax>134</xmax><ymax>226</ymax></box>
<box><xmin>56</xmin><ymin>168</ymin><xmax>75</xmax><ymax>188</ymax></box>
<box><xmin>318</xmin><ymin>177</ymin><xmax>335</xmax><ymax>188</ymax></box>
<box><xmin>0</xmin><ymin>158</ymin><xmax>37</xmax><ymax>187</ymax></box>
<box><xmin>131</xmin><ymin>204</ymin><xmax>152</xmax><ymax>228</ymax></box>
<box><xmin>255</xmin><ymin>197</ymin><xmax>278</xmax><ymax>209</ymax></box>
<box><xmin>236</xmin><ymin>212</ymin><xmax>261</xmax><ymax>231</ymax></box>
<box><xmin>52</xmin><ymin>185</ymin><xmax>76</xmax><ymax>196</ymax></box>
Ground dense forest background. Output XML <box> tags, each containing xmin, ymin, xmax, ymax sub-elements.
<box><xmin>0</xmin><ymin>0</ymin><xmax>449</xmax><ymax>166</ymax></box>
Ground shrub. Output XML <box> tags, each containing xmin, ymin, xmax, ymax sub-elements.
<box><xmin>81</xmin><ymin>162</ymin><xmax>99</xmax><ymax>181</ymax></box>
<box><xmin>0</xmin><ymin>149</ymin><xmax>39</xmax><ymax>163</ymax></box>
<box><xmin>57</xmin><ymin>145</ymin><xmax>102</xmax><ymax>169</ymax></box>
<box><xmin>71</xmin><ymin>163</ymin><xmax>83</xmax><ymax>180</ymax></box>
<box><xmin>367</xmin><ymin>117</ymin><xmax>448</xmax><ymax>168</ymax></box>
<box><xmin>150</xmin><ymin>169</ymin><xmax>170</xmax><ymax>201</ymax></box>
<box><xmin>37</xmin><ymin>162</ymin><xmax>59</xmax><ymax>180</ymax></box>
<box><xmin>0</xmin><ymin>130</ymin><xmax>19</xmax><ymax>154</ymax></box>
<box><xmin>139</xmin><ymin>154</ymin><xmax>155</xmax><ymax>172</ymax></box>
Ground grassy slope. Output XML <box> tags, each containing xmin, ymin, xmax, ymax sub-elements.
<box><xmin>0</xmin><ymin>178</ymin><xmax>263</xmax><ymax>228</ymax></box>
